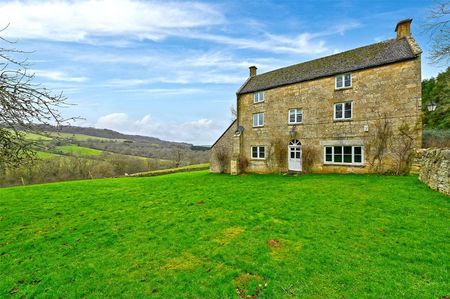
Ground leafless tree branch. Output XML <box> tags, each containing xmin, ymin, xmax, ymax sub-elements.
<box><xmin>423</xmin><ymin>1</ymin><xmax>450</xmax><ymax>64</ymax></box>
<box><xmin>0</xmin><ymin>30</ymin><xmax>78</xmax><ymax>170</ymax></box>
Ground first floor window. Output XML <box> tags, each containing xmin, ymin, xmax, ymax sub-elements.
<box><xmin>254</xmin><ymin>91</ymin><xmax>265</xmax><ymax>103</ymax></box>
<box><xmin>335</xmin><ymin>73</ymin><xmax>352</xmax><ymax>89</ymax></box>
<box><xmin>324</xmin><ymin>145</ymin><xmax>363</xmax><ymax>165</ymax></box>
<box><xmin>334</xmin><ymin>101</ymin><xmax>352</xmax><ymax>120</ymax></box>
<box><xmin>253</xmin><ymin>112</ymin><xmax>264</xmax><ymax>127</ymax></box>
<box><xmin>251</xmin><ymin>146</ymin><xmax>266</xmax><ymax>159</ymax></box>
<box><xmin>288</xmin><ymin>108</ymin><xmax>303</xmax><ymax>124</ymax></box>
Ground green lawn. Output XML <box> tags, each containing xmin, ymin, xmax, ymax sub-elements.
<box><xmin>0</xmin><ymin>172</ymin><xmax>448</xmax><ymax>298</ymax></box>
<box><xmin>55</xmin><ymin>145</ymin><xmax>104</xmax><ymax>156</ymax></box>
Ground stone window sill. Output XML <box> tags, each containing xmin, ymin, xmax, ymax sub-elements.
<box><xmin>334</xmin><ymin>86</ymin><xmax>353</xmax><ymax>91</ymax></box>
<box><xmin>323</xmin><ymin>163</ymin><xmax>365</xmax><ymax>168</ymax></box>
<box><xmin>333</xmin><ymin>119</ymin><xmax>353</xmax><ymax>123</ymax></box>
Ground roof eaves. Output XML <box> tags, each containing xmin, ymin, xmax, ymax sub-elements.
<box><xmin>210</xmin><ymin>119</ymin><xmax>237</xmax><ymax>149</ymax></box>
<box><xmin>236</xmin><ymin>77</ymin><xmax>252</xmax><ymax>95</ymax></box>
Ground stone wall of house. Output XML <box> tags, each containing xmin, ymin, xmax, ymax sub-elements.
<box><xmin>236</xmin><ymin>57</ymin><xmax>422</xmax><ymax>174</ymax></box>
<box><xmin>412</xmin><ymin>148</ymin><xmax>450</xmax><ymax>196</ymax></box>
<box><xmin>210</xmin><ymin>121</ymin><xmax>237</xmax><ymax>173</ymax></box>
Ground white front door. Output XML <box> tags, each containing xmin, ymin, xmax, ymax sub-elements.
<box><xmin>288</xmin><ymin>140</ymin><xmax>302</xmax><ymax>172</ymax></box>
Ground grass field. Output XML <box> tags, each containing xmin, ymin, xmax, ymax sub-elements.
<box><xmin>22</xmin><ymin>132</ymin><xmax>53</xmax><ymax>141</ymax></box>
<box><xmin>47</xmin><ymin>131</ymin><xmax>125</xmax><ymax>142</ymax></box>
<box><xmin>0</xmin><ymin>172</ymin><xmax>448</xmax><ymax>298</ymax></box>
<box><xmin>35</xmin><ymin>151</ymin><xmax>60</xmax><ymax>159</ymax></box>
<box><xmin>55</xmin><ymin>145</ymin><xmax>104</xmax><ymax>156</ymax></box>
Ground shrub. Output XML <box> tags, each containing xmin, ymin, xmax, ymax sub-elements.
<box><xmin>238</xmin><ymin>155</ymin><xmax>249</xmax><ymax>172</ymax></box>
<box><xmin>213</xmin><ymin>144</ymin><xmax>229</xmax><ymax>173</ymax></box>
<box><xmin>302</xmin><ymin>145</ymin><xmax>319</xmax><ymax>173</ymax></box>
<box><xmin>269</xmin><ymin>139</ymin><xmax>286</xmax><ymax>172</ymax></box>
<box><xmin>423</xmin><ymin>129</ymin><xmax>450</xmax><ymax>148</ymax></box>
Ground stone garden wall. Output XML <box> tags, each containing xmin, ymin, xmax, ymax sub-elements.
<box><xmin>413</xmin><ymin>148</ymin><xmax>450</xmax><ymax>196</ymax></box>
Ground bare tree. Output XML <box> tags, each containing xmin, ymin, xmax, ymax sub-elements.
<box><xmin>423</xmin><ymin>1</ymin><xmax>450</xmax><ymax>64</ymax></box>
<box><xmin>0</xmin><ymin>27</ymin><xmax>74</xmax><ymax>170</ymax></box>
<box><xmin>230</xmin><ymin>105</ymin><xmax>237</xmax><ymax>122</ymax></box>
<box><xmin>367</xmin><ymin>115</ymin><xmax>393</xmax><ymax>172</ymax></box>
<box><xmin>173</xmin><ymin>146</ymin><xmax>184</xmax><ymax>168</ymax></box>
<box><xmin>392</xmin><ymin>123</ymin><xmax>418</xmax><ymax>175</ymax></box>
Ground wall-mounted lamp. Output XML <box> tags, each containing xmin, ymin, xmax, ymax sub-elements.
<box><xmin>427</xmin><ymin>102</ymin><xmax>437</xmax><ymax>112</ymax></box>
<box><xmin>234</xmin><ymin>125</ymin><xmax>244</xmax><ymax>136</ymax></box>
<box><xmin>289</xmin><ymin>125</ymin><xmax>297</xmax><ymax>139</ymax></box>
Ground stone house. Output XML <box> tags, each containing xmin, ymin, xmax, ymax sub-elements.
<box><xmin>211</xmin><ymin>19</ymin><xmax>422</xmax><ymax>174</ymax></box>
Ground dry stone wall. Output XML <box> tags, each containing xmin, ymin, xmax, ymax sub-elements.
<box><xmin>414</xmin><ymin>148</ymin><xmax>450</xmax><ymax>196</ymax></box>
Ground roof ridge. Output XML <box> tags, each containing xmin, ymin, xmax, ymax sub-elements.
<box><xmin>253</xmin><ymin>38</ymin><xmax>397</xmax><ymax>78</ymax></box>
<box><xmin>238</xmin><ymin>37</ymin><xmax>419</xmax><ymax>95</ymax></box>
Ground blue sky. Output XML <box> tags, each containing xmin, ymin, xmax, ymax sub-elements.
<box><xmin>1</xmin><ymin>0</ymin><xmax>446</xmax><ymax>145</ymax></box>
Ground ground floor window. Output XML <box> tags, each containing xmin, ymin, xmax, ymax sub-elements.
<box><xmin>251</xmin><ymin>146</ymin><xmax>266</xmax><ymax>159</ymax></box>
<box><xmin>324</xmin><ymin>145</ymin><xmax>363</xmax><ymax>165</ymax></box>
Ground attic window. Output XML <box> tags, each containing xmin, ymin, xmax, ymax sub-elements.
<box><xmin>254</xmin><ymin>91</ymin><xmax>264</xmax><ymax>103</ymax></box>
<box><xmin>335</xmin><ymin>74</ymin><xmax>352</xmax><ymax>89</ymax></box>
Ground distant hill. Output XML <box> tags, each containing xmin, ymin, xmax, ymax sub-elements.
<box><xmin>18</xmin><ymin>124</ymin><xmax>210</xmax><ymax>163</ymax></box>
<box><xmin>0</xmin><ymin>125</ymin><xmax>210</xmax><ymax>187</ymax></box>
<box><xmin>33</xmin><ymin>124</ymin><xmax>209</xmax><ymax>150</ymax></box>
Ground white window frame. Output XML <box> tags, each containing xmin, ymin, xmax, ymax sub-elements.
<box><xmin>253</xmin><ymin>91</ymin><xmax>265</xmax><ymax>103</ymax></box>
<box><xmin>251</xmin><ymin>146</ymin><xmax>266</xmax><ymax>160</ymax></box>
<box><xmin>333</xmin><ymin>101</ymin><xmax>353</xmax><ymax>120</ymax></box>
<box><xmin>323</xmin><ymin>145</ymin><xmax>364</xmax><ymax>166</ymax></box>
<box><xmin>288</xmin><ymin>108</ymin><xmax>303</xmax><ymax>124</ymax></box>
<box><xmin>335</xmin><ymin>73</ymin><xmax>352</xmax><ymax>89</ymax></box>
<box><xmin>253</xmin><ymin>112</ymin><xmax>264</xmax><ymax>127</ymax></box>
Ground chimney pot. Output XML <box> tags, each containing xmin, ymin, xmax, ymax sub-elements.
<box><xmin>395</xmin><ymin>18</ymin><xmax>412</xmax><ymax>39</ymax></box>
<box><xmin>249</xmin><ymin>66</ymin><xmax>257</xmax><ymax>77</ymax></box>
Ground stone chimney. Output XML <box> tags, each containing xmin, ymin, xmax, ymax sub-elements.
<box><xmin>249</xmin><ymin>66</ymin><xmax>257</xmax><ymax>77</ymax></box>
<box><xmin>395</xmin><ymin>19</ymin><xmax>412</xmax><ymax>39</ymax></box>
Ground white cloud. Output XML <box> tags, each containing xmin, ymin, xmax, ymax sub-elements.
<box><xmin>80</xmin><ymin>51</ymin><xmax>298</xmax><ymax>86</ymax></box>
<box><xmin>131</xmin><ymin>115</ymin><xmax>222</xmax><ymax>144</ymax></box>
<box><xmin>115</xmin><ymin>87</ymin><xmax>206</xmax><ymax>95</ymax></box>
<box><xmin>0</xmin><ymin>0</ymin><xmax>351</xmax><ymax>55</ymax></box>
<box><xmin>185</xmin><ymin>31</ymin><xmax>328</xmax><ymax>55</ymax></box>
<box><xmin>1</xmin><ymin>0</ymin><xmax>224</xmax><ymax>42</ymax></box>
<box><xmin>95</xmin><ymin>113</ymin><xmax>129</xmax><ymax>130</ymax></box>
<box><xmin>105</xmin><ymin>79</ymin><xmax>156</xmax><ymax>87</ymax></box>
<box><xmin>95</xmin><ymin>113</ymin><xmax>223</xmax><ymax>144</ymax></box>
<box><xmin>30</xmin><ymin>69</ymin><xmax>88</xmax><ymax>82</ymax></box>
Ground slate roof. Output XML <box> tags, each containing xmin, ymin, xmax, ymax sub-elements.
<box><xmin>237</xmin><ymin>37</ymin><xmax>419</xmax><ymax>95</ymax></box>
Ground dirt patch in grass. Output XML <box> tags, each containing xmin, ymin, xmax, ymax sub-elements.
<box><xmin>215</xmin><ymin>227</ymin><xmax>245</xmax><ymax>245</ymax></box>
<box><xmin>234</xmin><ymin>273</ymin><xmax>268</xmax><ymax>298</ymax></box>
<box><xmin>163</xmin><ymin>252</ymin><xmax>201</xmax><ymax>271</ymax></box>
<box><xmin>269</xmin><ymin>239</ymin><xmax>302</xmax><ymax>261</ymax></box>
<box><xmin>267</xmin><ymin>239</ymin><xmax>281</xmax><ymax>247</ymax></box>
